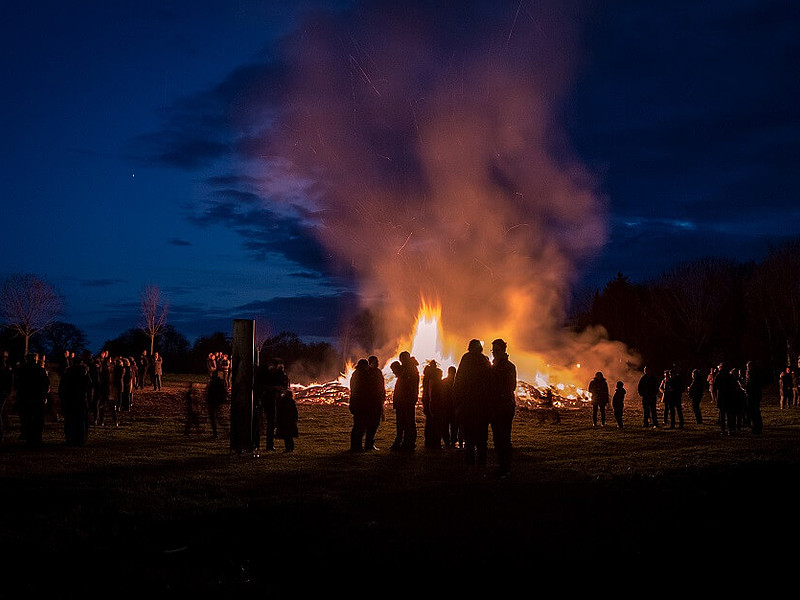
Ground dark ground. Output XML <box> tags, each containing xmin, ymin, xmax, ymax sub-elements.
<box><xmin>2</xmin><ymin>381</ymin><xmax>799</xmax><ymax>597</ymax></box>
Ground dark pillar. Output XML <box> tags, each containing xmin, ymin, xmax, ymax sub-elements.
<box><xmin>230</xmin><ymin>319</ymin><xmax>255</xmax><ymax>454</ymax></box>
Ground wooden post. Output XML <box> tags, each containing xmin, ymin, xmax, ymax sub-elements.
<box><xmin>230</xmin><ymin>319</ymin><xmax>255</xmax><ymax>454</ymax></box>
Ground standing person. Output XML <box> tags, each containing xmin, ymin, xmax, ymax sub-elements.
<box><xmin>390</xmin><ymin>351</ymin><xmax>420</xmax><ymax>452</ymax></box>
<box><xmin>120</xmin><ymin>358</ymin><xmax>133</xmax><ymax>411</ymax></box>
<box><xmin>637</xmin><ymin>367</ymin><xmax>660</xmax><ymax>428</ymax></box>
<box><xmin>421</xmin><ymin>359</ymin><xmax>444</xmax><ymax>449</ymax></box>
<box><xmin>255</xmin><ymin>359</ymin><xmax>289</xmax><ymax>452</ymax></box>
<box><xmin>612</xmin><ymin>381</ymin><xmax>626</xmax><ymax>429</ymax></box>
<box><xmin>440</xmin><ymin>365</ymin><xmax>458</xmax><ymax>448</ymax></box>
<box><xmin>58</xmin><ymin>356</ymin><xmax>92</xmax><ymax>446</ymax></box>
<box><xmin>348</xmin><ymin>358</ymin><xmax>372</xmax><ymax>452</ymax></box>
<box><xmin>490</xmin><ymin>339</ymin><xmax>516</xmax><ymax>479</ymax></box>
<box><xmin>219</xmin><ymin>354</ymin><xmax>231</xmax><ymax>390</ymax></box>
<box><xmin>152</xmin><ymin>352</ymin><xmax>163</xmax><ymax>391</ymax></box>
<box><xmin>745</xmin><ymin>361</ymin><xmax>763</xmax><ymax>435</ymax></box>
<box><xmin>0</xmin><ymin>350</ymin><xmax>13</xmax><ymax>443</ymax></box>
<box><xmin>15</xmin><ymin>353</ymin><xmax>50</xmax><ymax>446</ymax></box>
<box><xmin>275</xmin><ymin>389</ymin><xmax>299</xmax><ymax>452</ymax></box>
<box><xmin>687</xmin><ymin>369</ymin><xmax>705</xmax><ymax>424</ymax></box>
<box><xmin>713</xmin><ymin>362</ymin><xmax>737</xmax><ymax>435</ymax></box>
<box><xmin>665</xmin><ymin>368</ymin><xmax>685</xmax><ymax>429</ymax></box>
<box><xmin>453</xmin><ymin>340</ymin><xmax>492</xmax><ymax>466</ymax></box>
<box><xmin>206</xmin><ymin>370</ymin><xmax>227</xmax><ymax>439</ymax></box>
<box><xmin>97</xmin><ymin>356</ymin><xmax>118</xmax><ymax>427</ymax></box>
<box><xmin>659</xmin><ymin>370</ymin><xmax>671</xmax><ymax>426</ymax></box>
<box><xmin>779</xmin><ymin>367</ymin><xmax>794</xmax><ymax>409</ymax></box>
<box><xmin>206</xmin><ymin>353</ymin><xmax>217</xmax><ymax>380</ymax></box>
<box><xmin>365</xmin><ymin>355</ymin><xmax>385</xmax><ymax>451</ymax></box>
<box><xmin>138</xmin><ymin>351</ymin><xmax>149</xmax><ymax>390</ymax></box>
<box><xmin>588</xmin><ymin>371</ymin><xmax>610</xmax><ymax>427</ymax></box>
<box><xmin>128</xmin><ymin>357</ymin><xmax>139</xmax><ymax>406</ymax></box>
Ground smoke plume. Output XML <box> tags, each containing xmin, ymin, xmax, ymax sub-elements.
<box><xmin>247</xmin><ymin>1</ymin><xmax>638</xmax><ymax>386</ymax></box>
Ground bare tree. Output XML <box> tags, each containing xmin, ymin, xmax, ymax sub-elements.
<box><xmin>0</xmin><ymin>273</ymin><xmax>63</xmax><ymax>355</ymax></box>
<box><xmin>140</xmin><ymin>284</ymin><xmax>168</xmax><ymax>355</ymax></box>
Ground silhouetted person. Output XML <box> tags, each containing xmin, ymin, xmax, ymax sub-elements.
<box><xmin>58</xmin><ymin>356</ymin><xmax>92</xmax><ymax>446</ymax></box>
<box><xmin>713</xmin><ymin>363</ymin><xmax>738</xmax><ymax>435</ymax></box>
<box><xmin>453</xmin><ymin>339</ymin><xmax>492</xmax><ymax>466</ymax></box>
<box><xmin>97</xmin><ymin>357</ymin><xmax>118</xmax><ymax>427</ymax></box>
<box><xmin>183</xmin><ymin>386</ymin><xmax>201</xmax><ymax>436</ymax></box>
<box><xmin>612</xmin><ymin>380</ymin><xmax>625</xmax><ymax>428</ymax></box>
<box><xmin>0</xmin><ymin>350</ymin><xmax>13</xmax><ymax>443</ymax></box>
<box><xmin>15</xmin><ymin>353</ymin><xmax>50</xmax><ymax>446</ymax></box>
<box><xmin>138</xmin><ymin>351</ymin><xmax>149</xmax><ymax>390</ymax></box>
<box><xmin>637</xmin><ymin>367</ymin><xmax>660</xmax><ymax>428</ymax></box>
<box><xmin>745</xmin><ymin>361</ymin><xmax>763</xmax><ymax>435</ymax></box>
<box><xmin>275</xmin><ymin>390</ymin><xmax>298</xmax><ymax>452</ymax></box>
<box><xmin>365</xmin><ymin>355</ymin><xmax>385</xmax><ymax>450</ymax></box>
<box><xmin>255</xmin><ymin>360</ymin><xmax>289</xmax><ymax>452</ymax></box>
<box><xmin>206</xmin><ymin>353</ymin><xmax>217</xmax><ymax>379</ymax></box>
<box><xmin>589</xmin><ymin>371</ymin><xmax>609</xmax><ymax>427</ymax></box>
<box><xmin>207</xmin><ymin>370</ymin><xmax>228</xmax><ymax>439</ymax></box>
<box><xmin>731</xmin><ymin>368</ymin><xmax>747</xmax><ymax>432</ymax></box>
<box><xmin>490</xmin><ymin>339</ymin><xmax>516</xmax><ymax>478</ymax></box>
<box><xmin>421</xmin><ymin>359</ymin><xmax>444</xmax><ymax>449</ymax></box>
<box><xmin>440</xmin><ymin>365</ymin><xmax>458</xmax><ymax>448</ymax></box>
<box><xmin>664</xmin><ymin>368</ymin><xmax>685</xmax><ymax>429</ymax></box>
<box><xmin>390</xmin><ymin>351</ymin><xmax>419</xmax><ymax>452</ymax></box>
<box><xmin>349</xmin><ymin>359</ymin><xmax>372</xmax><ymax>451</ymax></box>
<box><xmin>659</xmin><ymin>370</ymin><xmax>671</xmax><ymax>425</ymax></box>
<box><xmin>688</xmin><ymin>369</ymin><xmax>705</xmax><ymax>424</ymax></box>
<box><xmin>779</xmin><ymin>367</ymin><xmax>794</xmax><ymax>409</ymax></box>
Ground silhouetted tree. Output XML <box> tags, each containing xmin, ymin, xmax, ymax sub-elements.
<box><xmin>158</xmin><ymin>325</ymin><xmax>191</xmax><ymax>373</ymax></box>
<box><xmin>0</xmin><ymin>273</ymin><xmax>63</xmax><ymax>355</ymax></box>
<box><xmin>260</xmin><ymin>331</ymin><xmax>340</xmax><ymax>384</ymax></box>
<box><xmin>39</xmin><ymin>321</ymin><xmax>89</xmax><ymax>358</ymax></box>
<box><xmin>745</xmin><ymin>240</ymin><xmax>800</xmax><ymax>380</ymax></box>
<box><xmin>647</xmin><ymin>258</ymin><xmax>744</xmax><ymax>367</ymax></box>
<box><xmin>102</xmin><ymin>328</ymin><xmax>150</xmax><ymax>359</ymax></box>
<box><xmin>140</xmin><ymin>284</ymin><xmax>168</xmax><ymax>355</ymax></box>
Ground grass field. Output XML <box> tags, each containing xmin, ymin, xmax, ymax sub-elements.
<box><xmin>2</xmin><ymin>375</ymin><xmax>799</xmax><ymax>596</ymax></box>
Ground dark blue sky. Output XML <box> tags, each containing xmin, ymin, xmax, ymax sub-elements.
<box><xmin>2</xmin><ymin>0</ymin><xmax>798</xmax><ymax>352</ymax></box>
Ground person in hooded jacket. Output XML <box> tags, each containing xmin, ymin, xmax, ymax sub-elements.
<box><xmin>390</xmin><ymin>351</ymin><xmax>419</xmax><ymax>452</ymax></box>
<box><xmin>453</xmin><ymin>339</ymin><xmax>492</xmax><ymax>466</ymax></box>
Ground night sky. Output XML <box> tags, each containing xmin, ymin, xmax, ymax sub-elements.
<box><xmin>2</xmin><ymin>0</ymin><xmax>798</xmax><ymax>352</ymax></box>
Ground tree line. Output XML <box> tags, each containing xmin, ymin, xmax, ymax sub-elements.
<box><xmin>569</xmin><ymin>239</ymin><xmax>800</xmax><ymax>383</ymax></box>
<box><xmin>3</xmin><ymin>238</ymin><xmax>799</xmax><ymax>383</ymax></box>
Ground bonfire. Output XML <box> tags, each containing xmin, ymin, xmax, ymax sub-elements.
<box><xmin>291</xmin><ymin>301</ymin><xmax>589</xmax><ymax>409</ymax></box>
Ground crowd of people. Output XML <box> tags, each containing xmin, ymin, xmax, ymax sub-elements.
<box><xmin>586</xmin><ymin>360</ymin><xmax>772</xmax><ymax>436</ymax></box>
<box><xmin>3</xmin><ymin>339</ymin><xmax>796</xmax><ymax>469</ymax></box>
<box><xmin>0</xmin><ymin>348</ymin><xmax>166</xmax><ymax>447</ymax></box>
<box><xmin>348</xmin><ymin>338</ymin><xmax>517</xmax><ymax>479</ymax></box>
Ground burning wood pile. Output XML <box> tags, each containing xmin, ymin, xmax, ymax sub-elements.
<box><xmin>290</xmin><ymin>303</ymin><xmax>590</xmax><ymax>410</ymax></box>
